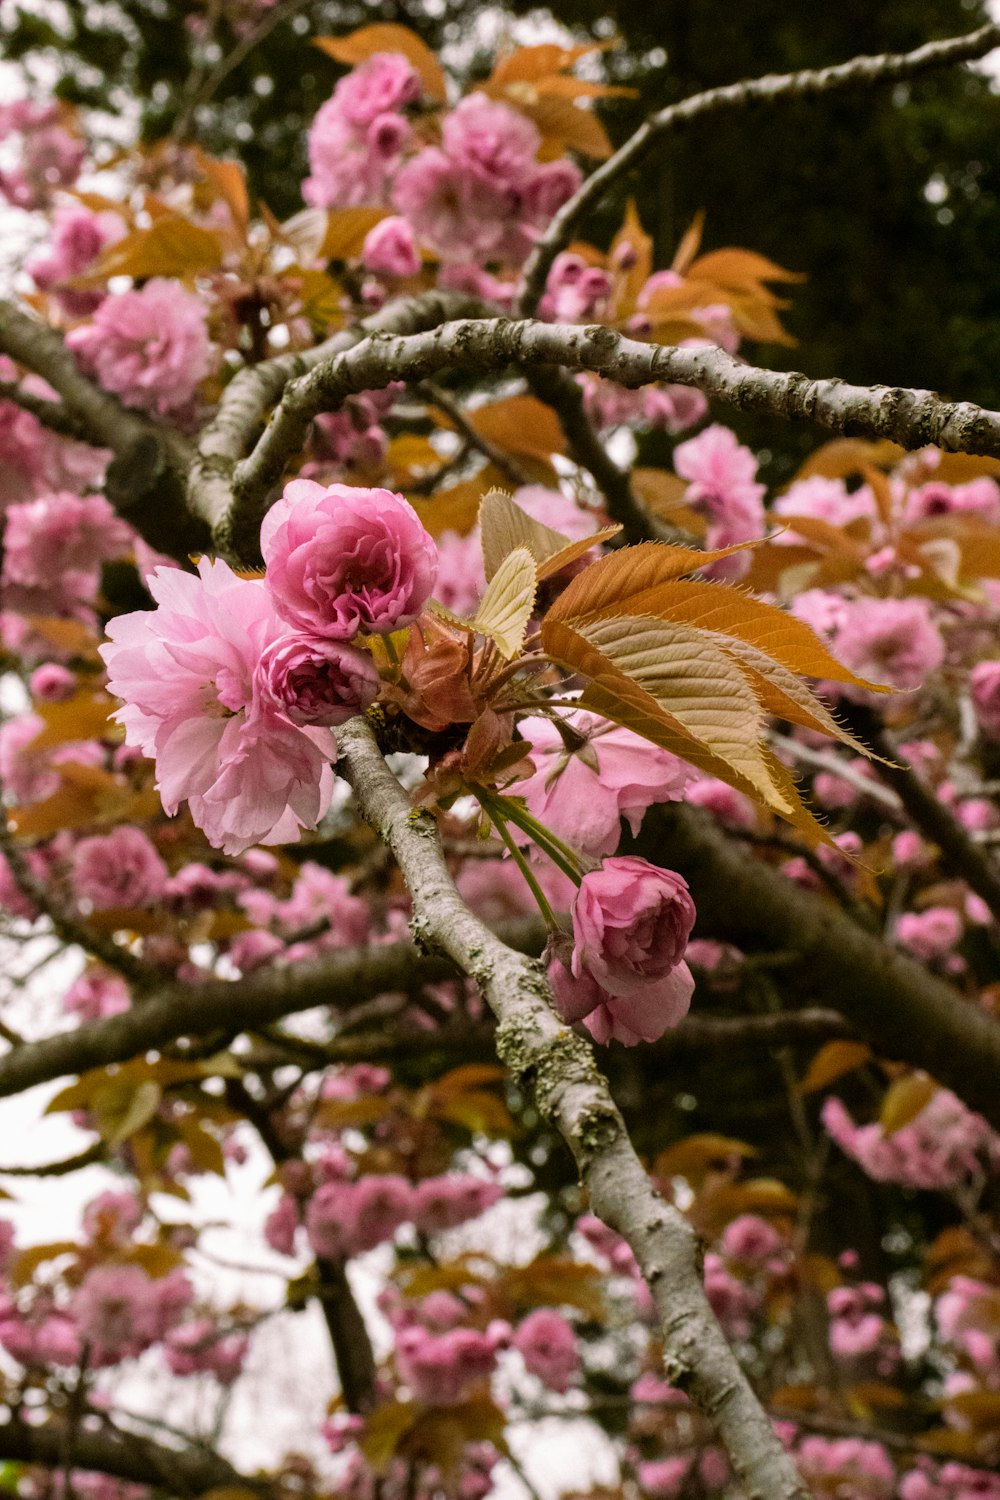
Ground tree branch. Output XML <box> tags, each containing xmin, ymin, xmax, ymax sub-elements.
<box><xmin>518</xmin><ymin>23</ymin><xmax>1000</xmax><ymax>314</ymax></box>
<box><xmin>0</xmin><ymin>299</ymin><xmax>208</xmax><ymax>560</ymax></box>
<box><xmin>191</xmin><ymin>291</ymin><xmax>487</xmax><ymax>561</ymax></box>
<box><xmin>335</xmin><ymin>714</ymin><xmax>809</xmax><ymax>1500</ymax></box>
<box><xmin>0</xmin><ymin>1419</ymin><xmax>268</xmax><ymax>1495</ymax></box>
<box><xmin>231</xmin><ymin>319</ymin><xmax>1000</xmax><ymax>533</ymax></box>
<box><xmin>416</xmin><ymin>379</ymin><xmax>532</xmax><ymax>488</ymax></box>
<box><xmin>637</xmin><ymin>804</ymin><xmax>1000</xmax><ymax>1127</ymax></box>
<box><xmin>0</xmin><ymin>919</ymin><xmax>546</xmax><ymax>1099</ymax></box>
<box><xmin>0</xmin><ymin>379</ymin><xmax>89</xmax><ymax>441</ymax></box>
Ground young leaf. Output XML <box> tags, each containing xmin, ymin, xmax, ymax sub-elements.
<box><xmin>478</xmin><ymin>487</ymin><xmax>620</xmax><ymax>583</ymax></box>
<box><xmin>472</xmin><ymin>547</ymin><xmax>537</xmax><ymax>658</ymax></box>
<box><xmin>76</xmin><ymin>215</ymin><xmax>224</xmax><ymax>284</ymax></box>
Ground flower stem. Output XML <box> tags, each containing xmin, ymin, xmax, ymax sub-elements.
<box><xmin>484</xmin><ymin>804</ymin><xmax>563</xmax><ymax>932</ymax></box>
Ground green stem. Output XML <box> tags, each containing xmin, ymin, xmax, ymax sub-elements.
<box><xmin>475</xmin><ymin>787</ymin><xmax>587</xmax><ymax>885</ymax></box>
<box><xmin>485</xmin><ymin>807</ymin><xmax>562</xmax><ymax>932</ymax></box>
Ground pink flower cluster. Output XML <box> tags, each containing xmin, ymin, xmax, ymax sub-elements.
<box><xmin>102</xmin><ymin>483</ymin><xmax>436</xmax><ymax>852</ymax></box>
<box><xmin>821</xmin><ymin>1090</ymin><xmax>1000</xmax><ymax>1191</ymax></box>
<box><xmin>548</xmin><ymin>856</ymin><xmax>696</xmax><ymax>1046</ymax></box>
<box><xmin>393</xmin><ymin>93</ymin><xmax>581</xmax><ymax>266</ymax></box>
<box><xmin>304</xmin><ymin>53</ymin><xmax>421</xmax><ymax>209</ymax></box>
<box><xmin>673</xmin><ymin>423</ymin><xmax>766</xmax><ymax>558</ymax></box>
<box><xmin>67</xmin><ymin>279</ymin><xmax>214</xmax><ymax>417</ymax></box>
<box><xmin>0</xmin><ymin>100</ymin><xmax>85</xmax><ymax>210</ymax></box>
<box><xmin>2</xmin><ymin>490</ymin><xmax>133</xmax><ymax>617</ymax></box>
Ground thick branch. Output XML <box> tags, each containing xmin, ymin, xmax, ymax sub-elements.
<box><xmin>336</xmin><ymin>715</ymin><xmax>808</xmax><ymax>1500</ymax></box>
<box><xmin>639</xmin><ymin>804</ymin><xmax>1000</xmax><ymax>1127</ymax></box>
<box><xmin>0</xmin><ymin>920</ymin><xmax>545</xmax><ymax>1099</ymax></box>
<box><xmin>0</xmin><ymin>1419</ymin><xmax>267</xmax><ymax>1495</ymax></box>
<box><xmin>0</xmin><ymin>299</ymin><xmax>208</xmax><ymax>560</ymax></box>
<box><xmin>192</xmin><ymin>291</ymin><xmax>486</xmax><ymax>560</ymax></box>
<box><xmin>519</xmin><ymin>23</ymin><xmax>1000</xmax><ymax>314</ymax></box>
<box><xmin>234</xmin><ymin>319</ymin><xmax>1000</xmax><ymax>524</ymax></box>
<box><xmin>0</xmin><ymin>379</ymin><xmax>89</xmax><ymax>440</ymax></box>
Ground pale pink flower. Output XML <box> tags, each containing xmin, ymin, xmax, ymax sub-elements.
<box><xmin>434</xmin><ymin>529</ymin><xmax>487</xmax><ymax>616</ymax></box>
<box><xmin>831</xmin><ymin>596</ymin><xmax>944</xmax><ymax>694</ymax></box>
<box><xmin>362</xmin><ymin>215</ymin><xmax>421</xmax><ymax>277</ymax></box>
<box><xmin>165</xmin><ymin>1319</ymin><xmax>249</xmax><ymax>1384</ymax></box>
<box><xmin>67</xmin><ymin>279</ymin><xmax>214</xmax><ymax>416</ymax></box>
<box><xmin>71</xmin><ymin>1266</ymin><xmax>157</xmax><ymax>1362</ymax></box>
<box><xmin>334</xmin><ymin>53</ymin><xmax>420</xmax><ymax>129</ymax></box>
<box><xmin>512</xmin><ymin>710</ymin><xmax>690</xmax><ymax>857</ymax></box>
<box><xmin>72</xmin><ymin>826</ymin><xmax>168</xmax><ymax>910</ymax></box>
<box><xmin>306</xmin><ymin>1176</ymin><xmax>414</xmax><ymax>1260</ymax></box>
<box><xmin>411</xmin><ymin>1176</ymin><xmax>503</xmax><ymax>1234</ymax></box>
<box><xmin>0</xmin><ymin>713</ymin><xmax>59</xmax><ymax>803</ymax></box>
<box><xmin>393</xmin><ymin>148</ymin><xmax>513</xmax><ymax>261</ymax></box>
<box><xmin>256</xmin><ymin>634</ymin><xmax>379</xmax><ymax>725</ymax></box>
<box><xmin>2</xmin><ymin>491</ymin><xmax>132</xmax><ymax>590</ymax></box>
<box><xmin>264</xmin><ymin>1195</ymin><xmax>300</xmax><ymax>1256</ymax></box>
<box><xmin>395</xmin><ymin>1323</ymin><xmax>505</xmax><ymax>1405</ymax></box>
<box><xmin>635</xmin><ymin>1458</ymin><xmax>691</xmax><ymax>1498</ymax></box>
<box><xmin>521</xmin><ymin>159</ymin><xmax>582</xmax><ymax>225</ymax></box>
<box><xmin>82</xmin><ymin>1190</ymin><xmax>143</xmax><ymax>1246</ymax></box>
<box><xmin>570</xmin><ymin>857</ymin><xmax>696</xmax><ymax>996</ymax></box>
<box><xmin>63</xmin><ymin>968</ymin><xmax>131</xmax><ymax>1021</ymax></box>
<box><xmin>512</xmin><ymin>1309</ymin><xmax>578</xmax><ymax>1392</ymax></box>
<box><xmin>29</xmin><ymin>663</ymin><xmax>76</xmax><ymax>701</ymax></box>
<box><xmin>720</xmin><ymin>1215</ymin><xmax>782</xmax><ymax>1263</ymax></box>
<box><xmin>304</xmin><ymin>108</ymin><xmax>396</xmax><ymax>208</ymax></box>
<box><xmin>821</xmin><ymin>1091</ymin><xmax>1000</xmax><ymax>1191</ymax></box>
<box><xmin>548</xmin><ymin>957</ymin><xmax>694</xmax><ymax>1047</ymax></box>
<box><xmin>100</xmin><ymin>558</ymin><xmax>336</xmax><ymax>855</ymax></box>
<box><xmin>27</xmin><ymin>203</ymin><xmax>123</xmax><ymax>315</ymax></box>
<box><xmin>673</xmin><ymin>424</ymin><xmax>766</xmax><ymax>547</ymax></box>
<box><xmin>261</xmin><ymin>479</ymin><xmax>437</xmax><ymax>638</ymax></box>
<box><xmin>896</xmin><ymin>906</ymin><xmax>963</xmax><ymax>961</ymax></box>
<box><xmin>772</xmin><ymin>475</ymin><xmax>877</xmax><ymax>530</ymax></box>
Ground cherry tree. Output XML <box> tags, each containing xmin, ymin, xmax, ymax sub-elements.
<box><xmin>2</xmin><ymin>14</ymin><xmax>1000</xmax><ymax>1500</ymax></box>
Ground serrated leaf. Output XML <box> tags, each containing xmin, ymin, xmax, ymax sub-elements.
<box><xmin>76</xmin><ymin>215</ymin><xmax>223</xmax><ymax>284</ymax></box>
<box><xmin>479</xmin><ymin>487</ymin><xmax>618</xmax><ymax>582</ymax></box>
<box><xmin>472</xmin><ymin>547</ymin><xmax>536</xmax><ymax>658</ymax></box>
<box><xmin>489</xmin><ymin>42</ymin><xmax>611</xmax><ymax>86</ymax></box>
<box><xmin>799</xmin><ymin>1041</ymin><xmax>874</xmax><ymax>1094</ymax></box>
<box><xmin>314</xmin><ymin>25</ymin><xmax>447</xmax><ymax>102</ymax></box>
<box><xmin>545</xmin><ymin>539</ymin><xmax>757</xmax><ymax>619</ymax></box>
<box><xmin>881</xmin><ymin>1073</ymin><xmax>937</xmax><ymax>1136</ymax></box>
<box><xmin>545</xmin><ymin>613</ymin><xmax>787</xmax><ymax>809</ymax></box>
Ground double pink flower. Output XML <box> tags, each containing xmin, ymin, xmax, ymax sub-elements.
<box><xmin>549</xmin><ymin>856</ymin><xmax>696</xmax><ymax>1046</ymax></box>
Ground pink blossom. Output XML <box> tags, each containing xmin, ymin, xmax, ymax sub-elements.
<box><xmin>393</xmin><ymin>148</ymin><xmax>515</xmax><ymax>262</ymax></box>
<box><xmin>304</xmin><ymin>109</ymin><xmax>396</xmax><ymax>208</ymax></box>
<box><xmin>831</xmin><ymin>596</ymin><xmax>944</xmax><ymax>694</ymax></box>
<box><xmin>434</xmin><ymin>529</ymin><xmax>487</xmax><ymax>616</ymax></box>
<box><xmin>72</xmin><ymin>826</ymin><xmax>168</xmax><ymax>910</ymax></box>
<box><xmin>256</xmin><ymin>634</ymin><xmax>379</xmax><ymax>725</ymax></box>
<box><xmin>334</xmin><ymin>53</ymin><xmax>420</xmax><ymax>129</ymax></box>
<box><xmin>636</xmin><ymin>1458</ymin><xmax>691</xmax><ymax>1498</ymax></box>
<box><xmin>261</xmin><ymin>479</ymin><xmax>437</xmax><ymax>638</ymax></box>
<box><xmin>896</xmin><ymin>906</ymin><xmax>963</xmax><ymax>961</ymax></box>
<box><xmin>3</xmin><ymin>491</ymin><xmax>132</xmax><ymax>593</ymax></box>
<box><xmin>521</xmin><ymin>158</ymin><xmax>582</xmax><ymax>225</ymax></box>
<box><xmin>970</xmin><ymin>660</ymin><xmax>1000</xmax><ymax>740</ymax></box>
<box><xmin>71</xmin><ymin>1266</ymin><xmax>157</xmax><ymax>1362</ymax></box>
<box><xmin>0</xmin><ymin>713</ymin><xmax>59</xmax><ymax>803</ymax></box>
<box><xmin>264</xmin><ymin>1194</ymin><xmax>300</xmax><ymax>1256</ymax></box>
<box><xmin>444</xmin><ymin>93</ymin><xmax>539</xmax><ymax>186</ymax></box>
<box><xmin>30</xmin><ymin>663</ymin><xmax>76</xmax><ymax>701</ymax></box>
<box><xmin>100</xmin><ymin>558</ymin><xmax>336</xmax><ymax>855</ymax></box>
<box><xmin>306</xmin><ymin>1175</ymin><xmax>414</xmax><ymax>1260</ymax></box>
<box><xmin>411</xmin><ymin>1176</ymin><xmax>503</xmax><ymax>1233</ymax></box>
<box><xmin>64</xmin><ymin>968</ymin><xmax>131</xmax><ymax>1021</ymax></box>
<box><xmin>548</xmin><ymin>957</ymin><xmax>694</xmax><ymax>1047</ymax></box>
<box><xmin>720</xmin><ymin>1215</ymin><xmax>782</xmax><ymax>1263</ymax></box>
<box><xmin>795</xmin><ymin>1436</ymin><xmax>895</xmax><ymax>1499</ymax></box>
<box><xmin>82</xmin><ymin>1190</ymin><xmax>143</xmax><ymax>1246</ymax></box>
<box><xmin>362</xmin><ymin>215</ymin><xmax>421</xmax><ymax>277</ymax></box>
<box><xmin>772</xmin><ymin>475</ymin><xmax>877</xmax><ymax>530</ymax></box>
<box><xmin>570</xmin><ymin>857</ymin><xmax>696</xmax><ymax>996</ymax></box>
<box><xmin>821</xmin><ymin>1091</ymin><xmax>1000</xmax><ymax>1191</ymax></box>
<box><xmin>27</xmin><ymin>203</ymin><xmax>123</xmax><ymax>315</ymax></box>
<box><xmin>67</xmin><ymin>279</ymin><xmax>214</xmax><ymax>416</ymax></box>
<box><xmin>673</xmin><ymin>424</ymin><xmax>766</xmax><ymax>548</ymax></box>
<box><xmin>512</xmin><ymin>484</ymin><xmax>606</xmax><ymax>541</ymax></box>
<box><xmin>684</xmin><ymin>775</ymin><xmax>757</xmax><ymax>828</ymax></box>
<box><xmin>165</xmin><ymin>1319</ymin><xmax>249</xmax><ymax>1384</ymax></box>
<box><xmin>904</xmin><ymin>476</ymin><xmax>1000</xmax><ymax>524</ymax></box>
<box><xmin>512</xmin><ymin>711</ymin><xmax>690</xmax><ymax>857</ymax></box>
<box><xmin>0</xmin><ymin>111</ymin><xmax>85</xmax><ymax>209</ymax></box>
<box><xmin>396</xmin><ymin>1323</ymin><xmax>504</xmax><ymax>1404</ymax></box>
<box><xmin>512</xmin><ymin>1308</ymin><xmax>578</xmax><ymax>1392</ymax></box>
